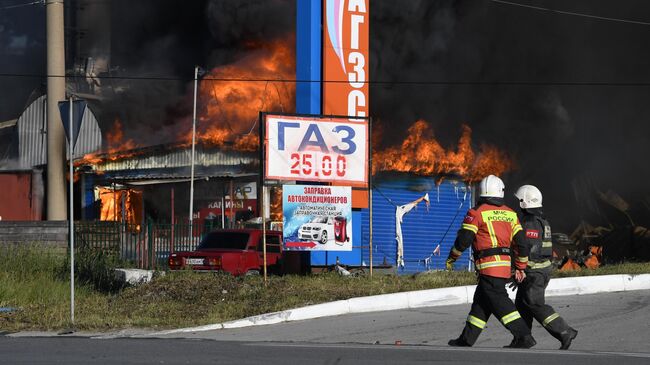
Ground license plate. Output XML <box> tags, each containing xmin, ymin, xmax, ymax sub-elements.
<box><xmin>185</xmin><ymin>258</ymin><xmax>204</xmax><ymax>265</ymax></box>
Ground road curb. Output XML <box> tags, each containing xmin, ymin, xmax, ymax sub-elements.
<box><xmin>150</xmin><ymin>273</ymin><xmax>650</xmax><ymax>336</ymax></box>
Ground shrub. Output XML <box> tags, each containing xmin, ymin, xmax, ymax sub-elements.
<box><xmin>64</xmin><ymin>246</ymin><xmax>127</xmax><ymax>293</ymax></box>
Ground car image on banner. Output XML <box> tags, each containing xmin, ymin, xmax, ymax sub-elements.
<box><xmin>298</xmin><ymin>216</ymin><xmax>335</xmax><ymax>244</ymax></box>
<box><xmin>283</xmin><ymin>184</ymin><xmax>352</xmax><ymax>251</ymax></box>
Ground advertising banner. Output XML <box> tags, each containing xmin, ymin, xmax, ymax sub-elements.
<box><xmin>264</xmin><ymin>114</ymin><xmax>368</xmax><ymax>185</ymax></box>
<box><xmin>283</xmin><ymin>184</ymin><xmax>352</xmax><ymax>251</ymax></box>
<box><xmin>322</xmin><ymin>0</ymin><xmax>369</xmax><ymax>118</ymax></box>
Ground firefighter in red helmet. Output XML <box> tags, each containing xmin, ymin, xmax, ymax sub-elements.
<box><xmin>512</xmin><ymin>185</ymin><xmax>578</xmax><ymax>350</ymax></box>
<box><xmin>446</xmin><ymin>175</ymin><xmax>536</xmax><ymax>348</ymax></box>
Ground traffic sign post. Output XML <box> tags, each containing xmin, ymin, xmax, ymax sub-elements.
<box><xmin>58</xmin><ymin>97</ymin><xmax>86</xmax><ymax>328</ymax></box>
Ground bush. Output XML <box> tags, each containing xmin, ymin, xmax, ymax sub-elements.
<box><xmin>65</xmin><ymin>247</ymin><xmax>127</xmax><ymax>293</ymax></box>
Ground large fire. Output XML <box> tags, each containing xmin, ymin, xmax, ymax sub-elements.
<box><xmin>181</xmin><ymin>36</ymin><xmax>296</xmax><ymax>151</ymax></box>
<box><xmin>373</xmin><ymin>120</ymin><xmax>514</xmax><ymax>182</ymax></box>
<box><xmin>76</xmin><ymin>36</ymin><xmax>295</xmax><ymax>167</ymax></box>
<box><xmin>74</xmin><ymin>35</ymin><xmax>509</xmax><ymax>185</ymax></box>
<box><xmin>76</xmin><ymin>119</ymin><xmax>140</xmax><ymax>166</ymax></box>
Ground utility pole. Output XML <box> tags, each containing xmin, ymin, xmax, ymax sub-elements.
<box><xmin>46</xmin><ymin>0</ymin><xmax>67</xmax><ymax>220</ymax></box>
<box><xmin>189</xmin><ymin>66</ymin><xmax>198</xmax><ymax>228</ymax></box>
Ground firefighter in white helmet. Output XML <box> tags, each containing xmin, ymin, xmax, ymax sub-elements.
<box><xmin>446</xmin><ymin>175</ymin><xmax>536</xmax><ymax>348</ymax></box>
<box><xmin>512</xmin><ymin>184</ymin><xmax>578</xmax><ymax>350</ymax></box>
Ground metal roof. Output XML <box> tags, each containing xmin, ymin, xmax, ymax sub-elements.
<box><xmin>77</xmin><ymin>142</ymin><xmax>260</xmax><ymax>182</ymax></box>
<box><xmin>119</xmin><ymin>175</ymin><xmax>257</xmax><ymax>185</ymax></box>
<box><xmin>96</xmin><ymin>145</ymin><xmax>257</xmax><ymax>172</ymax></box>
<box><xmin>0</xmin><ymin>119</ymin><xmax>17</xmax><ymax>130</ymax></box>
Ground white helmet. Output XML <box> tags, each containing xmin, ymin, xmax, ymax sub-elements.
<box><xmin>514</xmin><ymin>185</ymin><xmax>543</xmax><ymax>209</ymax></box>
<box><xmin>479</xmin><ymin>175</ymin><xmax>505</xmax><ymax>198</ymax></box>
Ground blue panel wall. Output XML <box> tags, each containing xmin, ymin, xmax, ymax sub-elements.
<box><xmin>296</xmin><ymin>0</ymin><xmax>323</xmax><ymax>267</ymax></box>
<box><xmin>359</xmin><ymin>177</ymin><xmax>473</xmax><ymax>274</ymax></box>
<box><xmin>296</xmin><ymin>0</ymin><xmax>321</xmax><ymax>115</ymax></box>
<box><xmin>82</xmin><ymin>173</ymin><xmax>96</xmax><ymax>220</ymax></box>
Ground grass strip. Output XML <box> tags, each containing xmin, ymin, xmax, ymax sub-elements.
<box><xmin>1</xmin><ymin>245</ymin><xmax>649</xmax><ymax>332</ymax></box>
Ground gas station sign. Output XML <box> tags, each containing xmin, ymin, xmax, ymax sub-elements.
<box><xmin>322</xmin><ymin>0</ymin><xmax>369</xmax><ymax>117</ymax></box>
<box><xmin>264</xmin><ymin>114</ymin><xmax>368</xmax><ymax>186</ymax></box>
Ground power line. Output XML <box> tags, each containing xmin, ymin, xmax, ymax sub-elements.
<box><xmin>2</xmin><ymin>72</ymin><xmax>650</xmax><ymax>86</ymax></box>
<box><xmin>491</xmin><ymin>0</ymin><xmax>650</xmax><ymax>26</ymax></box>
<box><xmin>0</xmin><ymin>0</ymin><xmax>43</xmax><ymax>10</ymax></box>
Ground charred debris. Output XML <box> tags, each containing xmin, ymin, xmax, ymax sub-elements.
<box><xmin>553</xmin><ymin>187</ymin><xmax>650</xmax><ymax>271</ymax></box>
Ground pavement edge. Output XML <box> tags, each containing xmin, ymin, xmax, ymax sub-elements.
<box><xmin>146</xmin><ymin>273</ymin><xmax>650</xmax><ymax>336</ymax></box>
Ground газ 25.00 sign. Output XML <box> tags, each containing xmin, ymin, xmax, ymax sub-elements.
<box><xmin>264</xmin><ymin>114</ymin><xmax>368</xmax><ymax>185</ymax></box>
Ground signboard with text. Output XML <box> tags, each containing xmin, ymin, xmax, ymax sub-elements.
<box><xmin>195</xmin><ymin>182</ymin><xmax>257</xmax><ymax>226</ymax></box>
<box><xmin>264</xmin><ymin>114</ymin><xmax>368</xmax><ymax>186</ymax></box>
<box><xmin>322</xmin><ymin>0</ymin><xmax>369</xmax><ymax>117</ymax></box>
<box><xmin>283</xmin><ymin>184</ymin><xmax>352</xmax><ymax>251</ymax></box>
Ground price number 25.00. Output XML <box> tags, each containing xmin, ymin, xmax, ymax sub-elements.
<box><xmin>289</xmin><ymin>153</ymin><xmax>347</xmax><ymax>179</ymax></box>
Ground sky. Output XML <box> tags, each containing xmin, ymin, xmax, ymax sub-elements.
<box><xmin>0</xmin><ymin>0</ymin><xmax>649</xmax><ymax>231</ymax></box>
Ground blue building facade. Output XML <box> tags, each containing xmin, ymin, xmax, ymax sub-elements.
<box><xmin>311</xmin><ymin>174</ymin><xmax>474</xmax><ymax>274</ymax></box>
<box><xmin>362</xmin><ymin>175</ymin><xmax>473</xmax><ymax>274</ymax></box>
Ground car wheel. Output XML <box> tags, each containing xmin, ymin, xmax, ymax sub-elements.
<box><xmin>320</xmin><ymin>231</ymin><xmax>328</xmax><ymax>244</ymax></box>
<box><xmin>245</xmin><ymin>270</ymin><xmax>260</xmax><ymax>276</ymax></box>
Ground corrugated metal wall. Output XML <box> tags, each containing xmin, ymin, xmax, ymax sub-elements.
<box><xmin>17</xmin><ymin>96</ymin><xmax>47</xmax><ymax>168</ymax></box>
<box><xmin>17</xmin><ymin>95</ymin><xmax>102</xmax><ymax>168</ymax></box>
<box><xmin>360</xmin><ymin>176</ymin><xmax>474</xmax><ymax>274</ymax></box>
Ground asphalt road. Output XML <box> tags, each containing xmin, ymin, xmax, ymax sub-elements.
<box><xmin>3</xmin><ymin>290</ymin><xmax>650</xmax><ymax>364</ymax></box>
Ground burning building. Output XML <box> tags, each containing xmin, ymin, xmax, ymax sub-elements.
<box><xmin>12</xmin><ymin>1</ymin><xmax>644</xmax><ymax>273</ymax></box>
<box><xmin>349</xmin><ymin>121</ymin><xmax>514</xmax><ymax>274</ymax></box>
<box><xmin>70</xmin><ymin>18</ymin><xmax>295</xmax><ymax>229</ymax></box>
<box><xmin>76</xmin><ymin>141</ymin><xmax>260</xmax><ymax>227</ymax></box>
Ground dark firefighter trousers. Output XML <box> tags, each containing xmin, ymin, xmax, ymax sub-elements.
<box><xmin>459</xmin><ymin>275</ymin><xmax>530</xmax><ymax>345</ymax></box>
<box><xmin>515</xmin><ymin>267</ymin><xmax>571</xmax><ymax>341</ymax></box>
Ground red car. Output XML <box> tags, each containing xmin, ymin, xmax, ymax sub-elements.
<box><xmin>167</xmin><ymin>229</ymin><xmax>283</xmax><ymax>276</ymax></box>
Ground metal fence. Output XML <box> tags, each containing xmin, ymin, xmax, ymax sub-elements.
<box><xmin>75</xmin><ymin>220</ymin><xmax>223</xmax><ymax>269</ymax></box>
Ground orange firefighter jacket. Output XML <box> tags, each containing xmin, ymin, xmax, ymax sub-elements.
<box><xmin>449</xmin><ymin>203</ymin><xmax>529</xmax><ymax>278</ymax></box>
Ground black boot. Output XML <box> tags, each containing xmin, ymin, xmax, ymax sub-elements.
<box><xmin>448</xmin><ymin>337</ymin><xmax>471</xmax><ymax>347</ymax></box>
<box><xmin>504</xmin><ymin>335</ymin><xmax>536</xmax><ymax>349</ymax></box>
<box><xmin>559</xmin><ymin>328</ymin><xmax>578</xmax><ymax>350</ymax></box>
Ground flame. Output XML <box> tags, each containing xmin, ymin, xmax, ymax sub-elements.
<box><xmin>269</xmin><ymin>186</ymin><xmax>283</xmax><ymax>222</ymax></box>
<box><xmin>373</xmin><ymin>120</ymin><xmax>514</xmax><ymax>182</ymax></box>
<box><xmin>75</xmin><ymin>119</ymin><xmax>140</xmax><ymax>166</ymax></box>
<box><xmin>77</xmin><ymin>35</ymin><xmax>295</xmax><ymax>169</ymax></box>
<box><xmin>98</xmin><ymin>187</ymin><xmax>144</xmax><ymax>230</ymax></box>
<box><xmin>102</xmin><ymin>119</ymin><xmax>139</xmax><ymax>159</ymax></box>
<box><xmin>181</xmin><ymin>35</ymin><xmax>296</xmax><ymax>151</ymax></box>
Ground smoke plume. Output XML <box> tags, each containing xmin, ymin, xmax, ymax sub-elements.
<box><xmin>2</xmin><ymin>0</ymin><xmax>649</xmax><ymax>231</ymax></box>
<box><xmin>370</xmin><ymin>0</ymin><xmax>650</xmax><ymax>231</ymax></box>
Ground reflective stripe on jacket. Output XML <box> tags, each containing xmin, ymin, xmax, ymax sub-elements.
<box><xmin>461</xmin><ymin>204</ymin><xmax>523</xmax><ymax>278</ymax></box>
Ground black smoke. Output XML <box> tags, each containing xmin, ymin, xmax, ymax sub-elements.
<box><xmin>87</xmin><ymin>0</ymin><xmax>296</xmax><ymax>146</ymax></box>
<box><xmin>1</xmin><ymin>0</ymin><xmax>648</xmax><ymax>231</ymax></box>
<box><xmin>370</xmin><ymin>0</ymin><xmax>650</xmax><ymax>231</ymax></box>
<box><xmin>0</xmin><ymin>3</ymin><xmax>45</xmax><ymax>122</ymax></box>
